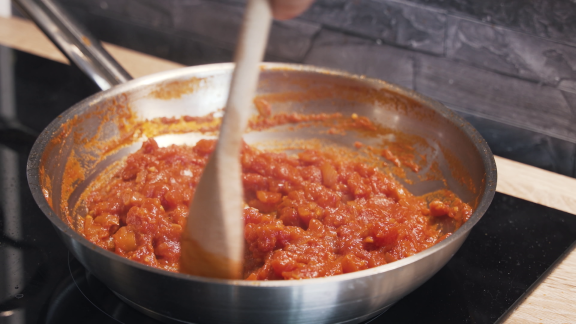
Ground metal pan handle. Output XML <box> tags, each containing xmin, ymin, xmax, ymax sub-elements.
<box><xmin>12</xmin><ymin>0</ymin><xmax>132</xmax><ymax>90</ymax></box>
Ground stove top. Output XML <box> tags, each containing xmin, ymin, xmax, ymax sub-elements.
<box><xmin>1</xmin><ymin>45</ymin><xmax>575</xmax><ymax>324</ymax></box>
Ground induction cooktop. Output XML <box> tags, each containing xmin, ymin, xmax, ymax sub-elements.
<box><xmin>1</xmin><ymin>45</ymin><xmax>575</xmax><ymax>324</ymax></box>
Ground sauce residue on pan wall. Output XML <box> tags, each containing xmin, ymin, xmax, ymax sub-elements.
<box><xmin>149</xmin><ymin>78</ymin><xmax>202</xmax><ymax>100</ymax></box>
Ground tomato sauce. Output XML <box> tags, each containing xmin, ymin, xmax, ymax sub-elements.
<box><xmin>82</xmin><ymin>138</ymin><xmax>472</xmax><ymax>279</ymax></box>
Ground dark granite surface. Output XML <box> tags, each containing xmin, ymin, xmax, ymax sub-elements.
<box><xmin>415</xmin><ymin>53</ymin><xmax>576</xmax><ymax>144</ymax></box>
<box><xmin>445</xmin><ymin>15</ymin><xmax>576</xmax><ymax>87</ymax></box>
<box><xmin>403</xmin><ymin>0</ymin><xmax>576</xmax><ymax>46</ymax></box>
<box><xmin>458</xmin><ymin>112</ymin><xmax>576</xmax><ymax>177</ymax></box>
<box><xmin>299</xmin><ymin>0</ymin><xmax>447</xmax><ymax>55</ymax></box>
<box><xmin>304</xmin><ymin>30</ymin><xmax>416</xmax><ymax>89</ymax></box>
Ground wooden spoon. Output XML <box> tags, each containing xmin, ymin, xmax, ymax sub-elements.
<box><xmin>180</xmin><ymin>0</ymin><xmax>273</xmax><ymax>279</ymax></box>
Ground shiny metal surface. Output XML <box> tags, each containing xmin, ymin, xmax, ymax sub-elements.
<box><xmin>28</xmin><ymin>63</ymin><xmax>496</xmax><ymax>324</ymax></box>
<box><xmin>12</xmin><ymin>0</ymin><xmax>132</xmax><ymax>90</ymax></box>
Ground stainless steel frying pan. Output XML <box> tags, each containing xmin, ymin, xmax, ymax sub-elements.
<box><xmin>21</xmin><ymin>1</ymin><xmax>497</xmax><ymax>323</ymax></box>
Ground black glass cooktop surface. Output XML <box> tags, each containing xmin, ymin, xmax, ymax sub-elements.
<box><xmin>1</xmin><ymin>45</ymin><xmax>576</xmax><ymax>324</ymax></box>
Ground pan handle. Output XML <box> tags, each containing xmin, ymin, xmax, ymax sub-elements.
<box><xmin>12</xmin><ymin>0</ymin><xmax>132</xmax><ymax>90</ymax></box>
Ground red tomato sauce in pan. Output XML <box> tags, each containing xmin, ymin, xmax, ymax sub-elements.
<box><xmin>82</xmin><ymin>138</ymin><xmax>472</xmax><ymax>280</ymax></box>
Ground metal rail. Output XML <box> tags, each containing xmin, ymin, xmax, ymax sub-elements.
<box><xmin>12</xmin><ymin>0</ymin><xmax>132</xmax><ymax>90</ymax></box>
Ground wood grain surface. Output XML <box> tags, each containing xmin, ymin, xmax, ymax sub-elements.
<box><xmin>1</xmin><ymin>15</ymin><xmax>575</xmax><ymax>324</ymax></box>
<box><xmin>0</xmin><ymin>16</ymin><xmax>182</xmax><ymax>78</ymax></box>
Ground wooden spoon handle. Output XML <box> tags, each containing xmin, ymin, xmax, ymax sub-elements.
<box><xmin>220</xmin><ymin>0</ymin><xmax>273</xmax><ymax>146</ymax></box>
<box><xmin>180</xmin><ymin>0</ymin><xmax>272</xmax><ymax>279</ymax></box>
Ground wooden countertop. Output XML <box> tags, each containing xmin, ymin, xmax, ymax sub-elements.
<box><xmin>1</xmin><ymin>15</ymin><xmax>575</xmax><ymax>324</ymax></box>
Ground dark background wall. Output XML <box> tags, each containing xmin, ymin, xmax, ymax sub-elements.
<box><xmin>23</xmin><ymin>0</ymin><xmax>576</xmax><ymax>177</ymax></box>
